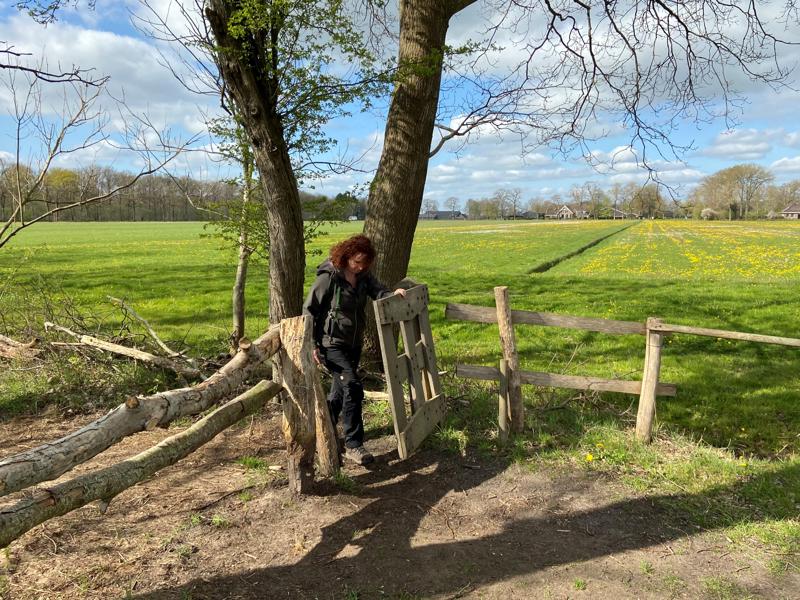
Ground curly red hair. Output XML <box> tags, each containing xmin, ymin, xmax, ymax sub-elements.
<box><xmin>329</xmin><ymin>234</ymin><xmax>376</xmax><ymax>270</ymax></box>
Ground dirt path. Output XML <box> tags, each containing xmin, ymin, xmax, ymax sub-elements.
<box><xmin>1</xmin><ymin>408</ymin><xmax>796</xmax><ymax>599</ymax></box>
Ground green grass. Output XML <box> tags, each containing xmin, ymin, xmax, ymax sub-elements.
<box><xmin>1</xmin><ymin>219</ymin><xmax>799</xmax><ymax>569</ymax></box>
<box><xmin>236</xmin><ymin>456</ymin><xmax>268</xmax><ymax>471</ymax></box>
<box><xmin>701</xmin><ymin>576</ymin><xmax>758</xmax><ymax>600</ymax></box>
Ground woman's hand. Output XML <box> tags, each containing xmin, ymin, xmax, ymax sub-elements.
<box><xmin>393</xmin><ymin>288</ymin><xmax>407</xmax><ymax>297</ymax></box>
<box><xmin>312</xmin><ymin>348</ymin><xmax>322</xmax><ymax>365</ymax></box>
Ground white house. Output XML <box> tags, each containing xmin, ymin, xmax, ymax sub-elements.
<box><xmin>781</xmin><ymin>202</ymin><xmax>800</xmax><ymax>219</ymax></box>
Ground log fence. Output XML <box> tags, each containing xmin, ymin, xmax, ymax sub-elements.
<box><xmin>446</xmin><ymin>286</ymin><xmax>800</xmax><ymax>444</ymax></box>
<box><xmin>1</xmin><ymin>315</ymin><xmax>339</xmax><ymax>548</ymax></box>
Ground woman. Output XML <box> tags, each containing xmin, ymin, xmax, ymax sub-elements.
<box><xmin>303</xmin><ymin>234</ymin><xmax>405</xmax><ymax>465</ymax></box>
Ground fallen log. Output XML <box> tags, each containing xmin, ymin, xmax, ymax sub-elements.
<box><xmin>0</xmin><ymin>379</ymin><xmax>281</xmax><ymax>549</ymax></box>
<box><xmin>44</xmin><ymin>322</ymin><xmax>201</xmax><ymax>379</ymax></box>
<box><xmin>0</xmin><ymin>334</ymin><xmax>40</xmax><ymax>360</ymax></box>
<box><xmin>0</xmin><ymin>325</ymin><xmax>281</xmax><ymax>498</ymax></box>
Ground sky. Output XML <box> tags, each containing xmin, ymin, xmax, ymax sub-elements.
<box><xmin>3</xmin><ymin>1</ymin><xmax>800</xmax><ymax>209</ymax></box>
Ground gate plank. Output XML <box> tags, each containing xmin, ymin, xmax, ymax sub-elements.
<box><xmin>399</xmin><ymin>318</ymin><xmax>426</xmax><ymax>413</ymax></box>
<box><xmin>377</xmin><ymin>322</ymin><xmax>408</xmax><ymax>435</ymax></box>
<box><xmin>398</xmin><ymin>394</ymin><xmax>447</xmax><ymax>458</ymax></box>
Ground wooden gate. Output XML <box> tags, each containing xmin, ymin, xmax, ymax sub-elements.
<box><xmin>373</xmin><ymin>283</ymin><xmax>446</xmax><ymax>459</ymax></box>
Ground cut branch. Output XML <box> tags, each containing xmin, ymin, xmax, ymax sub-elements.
<box><xmin>0</xmin><ymin>379</ymin><xmax>281</xmax><ymax>549</ymax></box>
<box><xmin>44</xmin><ymin>322</ymin><xmax>201</xmax><ymax>379</ymax></box>
<box><xmin>0</xmin><ymin>326</ymin><xmax>281</xmax><ymax>498</ymax></box>
<box><xmin>106</xmin><ymin>296</ymin><xmax>188</xmax><ymax>359</ymax></box>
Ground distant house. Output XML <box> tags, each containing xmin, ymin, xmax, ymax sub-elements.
<box><xmin>781</xmin><ymin>202</ymin><xmax>800</xmax><ymax>220</ymax></box>
<box><xmin>546</xmin><ymin>204</ymin><xmax>591</xmax><ymax>219</ymax></box>
<box><xmin>420</xmin><ymin>210</ymin><xmax>467</xmax><ymax>220</ymax></box>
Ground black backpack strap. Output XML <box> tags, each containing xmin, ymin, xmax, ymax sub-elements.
<box><xmin>323</xmin><ymin>274</ymin><xmax>341</xmax><ymax>338</ymax></box>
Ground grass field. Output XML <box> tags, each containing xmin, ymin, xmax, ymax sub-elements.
<box><xmin>1</xmin><ymin>218</ymin><xmax>798</xmax><ymax>567</ymax></box>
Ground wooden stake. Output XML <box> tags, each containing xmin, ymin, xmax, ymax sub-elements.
<box><xmin>495</xmin><ymin>286</ymin><xmax>524</xmax><ymax>433</ymax></box>
<box><xmin>313</xmin><ymin>369</ymin><xmax>340</xmax><ymax>478</ymax></box>
<box><xmin>636</xmin><ymin>318</ymin><xmax>664</xmax><ymax>443</ymax></box>
<box><xmin>277</xmin><ymin>317</ymin><xmax>318</xmax><ymax>494</ymax></box>
<box><xmin>498</xmin><ymin>359</ymin><xmax>509</xmax><ymax>444</ymax></box>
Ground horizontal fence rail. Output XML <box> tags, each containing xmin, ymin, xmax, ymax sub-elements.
<box><xmin>652</xmin><ymin>322</ymin><xmax>800</xmax><ymax>348</ymax></box>
<box><xmin>455</xmin><ymin>364</ymin><xmax>678</xmax><ymax>396</ymax></box>
<box><xmin>447</xmin><ymin>292</ymin><xmax>800</xmax><ymax>444</ymax></box>
<box><xmin>445</xmin><ymin>303</ymin><xmax>646</xmax><ymax>335</ymax></box>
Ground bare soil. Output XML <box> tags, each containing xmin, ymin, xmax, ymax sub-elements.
<box><xmin>1</xmin><ymin>406</ymin><xmax>796</xmax><ymax>600</ymax></box>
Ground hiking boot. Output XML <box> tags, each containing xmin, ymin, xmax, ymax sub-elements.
<box><xmin>345</xmin><ymin>445</ymin><xmax>374</xmax><ymax>466</ymax></box>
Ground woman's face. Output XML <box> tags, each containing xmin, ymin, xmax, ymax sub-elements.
<box><xmin>346</xmin><ymin>252</ymin><xmax>371</xmax><ymax>274</ymax></box>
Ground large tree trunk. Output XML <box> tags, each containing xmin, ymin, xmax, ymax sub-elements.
<box><xmin>205</xmin><ymin>1</ymin><xmax>306</xmax><ymax>325</ymax></box>
<box><xmin>0</xmin><ymin>380</ymin><xmax>281</xmax><ymax>550</ymax></box>
<box><xmin>0</xmin><ymin>327</ymin><xmax>281</xmax><ymax>497</ymax></box>
<box><xmin>362</xmin><ymin>0</ymin><xmax>475</xmax><ymax>360</ymax></box>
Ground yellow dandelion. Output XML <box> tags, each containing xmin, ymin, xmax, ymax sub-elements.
<box><xmin>585</xmin><ymin>453</ymin><xmax>595</xmax><ymax>463</ymax></box>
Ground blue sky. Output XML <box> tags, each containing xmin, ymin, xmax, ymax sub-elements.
<box><xmin>3</xmin><ymin>1</ymin><xmax>800</xmax><ymax>209</ymax></box>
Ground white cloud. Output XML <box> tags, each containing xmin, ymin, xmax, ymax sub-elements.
<box><xmin>1</xmin><ymin>13</ymin><xmax>220</xmax><ymax>126</ymax></box>
<box><xmin>702</xmin><ymin>129</ymin><xmax>773</xmax><ymax>160</ymax></box>
<box><xmin>770</xmin><ymin>156</ymin><xmax>800</xmax><ymax>174</ymax></box>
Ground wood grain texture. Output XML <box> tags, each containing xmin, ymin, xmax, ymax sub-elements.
<box><xmin>446</xmin><ymin>303</ymin><xmax>645</xmax><ymax>335</ymax></box>
<box><xmin>495</xmin><ymin>287</ymin><xmax>524</xmax><ymax>433</ymax></box>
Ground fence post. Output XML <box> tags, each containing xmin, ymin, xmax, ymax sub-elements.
<box><xmin>495</xmin><ymin>286</ymin><xmax>524</xmax><ymax>433</ymax></box>
<box><xmin>636</xmin><ymin>317</ymin><xmax>664</xmax><ymax>443</ymax></box>
<box><xmin>278</xmin><ymin>316</ymin><xmax>335</xmax><ymax>494</ymax></box>
<box><xmin>498</xmin><ymin>359</ymin><xmax>510</xmax><ymax>444</ymax></box>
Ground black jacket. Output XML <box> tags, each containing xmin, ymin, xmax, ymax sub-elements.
<box><xmin>303</xmin><ymin>260</ymin><xmax>391</xmax><ymax>349</ymax></box>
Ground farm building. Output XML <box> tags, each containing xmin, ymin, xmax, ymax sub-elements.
<box><xmin>546</xmin><ymin>204</ymin><xmax>592</xmax><ymax>219</ymax></box>
<box><xmin>781</xmin><ymin>202</ymin><xmax>800</xmax><ymax>219</ymax></box>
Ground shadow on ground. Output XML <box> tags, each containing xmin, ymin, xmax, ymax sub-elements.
<box><xmin>131</xmin><ymin>447</ymin><xmax>799</xmax><ymax>600</ymax></box>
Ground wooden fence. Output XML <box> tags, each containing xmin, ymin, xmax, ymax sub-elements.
<box><xmin>446</xmin><ymin>286</ymin><xmax>800</xmax><ymax>443</ymax></box>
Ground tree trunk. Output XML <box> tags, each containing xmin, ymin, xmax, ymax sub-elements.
<box><xmin>0</xmin><ymin>327</ymin><xmax>281</xmax><ymax>497</ymax></box>
<box><xmin>362</xmin><ymin>0</ymin><xmax>475</xmax><ymax>360</ymax></box>
<box><xmin>0</xmin><ymin>380</ymin><xmax>281</xmax><ymax>550</ymax></box>
<box><xmin>231</xmin><ymin>243</ymin><xmax>252</xmax><ymax>348</ymax></box>
<box><xmin>231</xmin><ymin>139</ymin><xmax>255</xmax><ymax>349</ymax></box>
<box><xmin>205</xmin><ymin>1</ymin><xmax>305</xmax><ymax>325</ymax></box>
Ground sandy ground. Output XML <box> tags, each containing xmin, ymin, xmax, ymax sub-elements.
<box><xmin>1</xmin><ymin>405</ymin><xmax>797</xmax><ymax>600</ymax></box>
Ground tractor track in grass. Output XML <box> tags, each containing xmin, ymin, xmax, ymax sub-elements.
<box><xmin>528</xmin><ymin>221</ymin><xmax>637</xmax><ymax>274</ymax></box>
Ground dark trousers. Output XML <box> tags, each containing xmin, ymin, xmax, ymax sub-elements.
<box><xmin>322</xmin><ymin>344</ymin><xmax>364</xmax><ymax>449</ymax></box>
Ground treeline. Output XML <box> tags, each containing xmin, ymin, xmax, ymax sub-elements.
<box><xmin>0</xmin><ymin>165</ymin><xmax>364</xmax><ymax>222</ymax></box>
<box><xmin>435</xmin><ymin>182</ymin><xmax>676</xmax><ymax>219</ymax></box>
<box><xmin>427</xmin><ymin>164</ymin><xmax>800</xmax><ymax>220</ymax></box>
